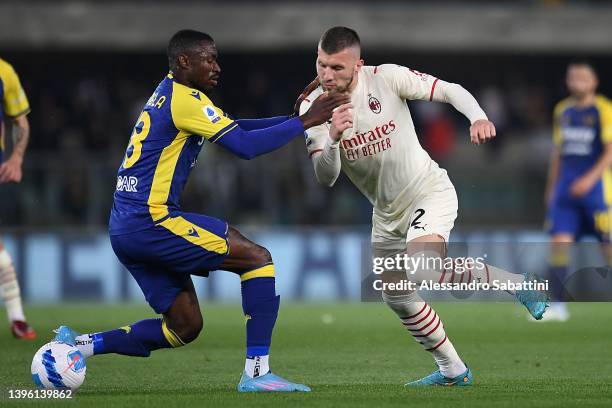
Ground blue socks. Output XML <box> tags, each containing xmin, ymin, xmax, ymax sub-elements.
<box><xmin>241</xmin><ymin>277</ymin><xmax>279</xmax><ymax>358</ymax></box>
<box><xmin>91</xmin><ymin>318</ymin><xmax>183</xmax><ymax>357</ymax></box>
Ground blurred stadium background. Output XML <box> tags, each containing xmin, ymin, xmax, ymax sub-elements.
<box><xmin>2</xmin><ymin>0</ymin><xmax>612</xmax><ymax>304</ymax></box>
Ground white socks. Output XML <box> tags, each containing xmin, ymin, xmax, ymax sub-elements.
<box><xmin>383</xmin><ymin>292</ymin><xmax>467</xmax><ymax>378</ymax></box>
<box><xmin>75</xmin><ymin>334</ymin><xmax>95</xmax><ymax>358</ymax></box>
<box><xmin>431</xmin><ymin>340</ymin><xmax>469</xmax><ymax>378</ymax></box>
<box><xmin>0</xmin><ymin>249</ymin><xmax>26</xmax><ymax>322</ymax></box>
<box><xmin>482</xmin><ymin>264</ymin><xmax>525</xmax><ymax>294</ymax></box>
<box><xmin>245</xmin><ymin>355</ymin><xmax>269</xmax><ymax>378</ymax></box>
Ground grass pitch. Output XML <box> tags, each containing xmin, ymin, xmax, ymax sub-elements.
<box><xmin>1</xmin><ymin>302</ymin><xmax>611</xmax><ymax>407</ymax></box>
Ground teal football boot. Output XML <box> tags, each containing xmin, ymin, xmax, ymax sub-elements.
<box><xmin>52</xmin><ymin>325</ymin><xmax>79</xmax><ymax>346</ymax></box>
<box><xmin>237</xmin><ymin>371</ymin><xmax>311</xmax><ymax>392</ymax></box>
<box><xmin>515</xmin><ymin>272</ymin><xmax>549</xmax><ymax>320</ymax></box>
<box><xmin>405</xmin><ymin>367</ymin><xmax>473</xmax><ymax>387</ymax></box>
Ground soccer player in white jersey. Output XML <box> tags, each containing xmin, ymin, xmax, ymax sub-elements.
<box><xmin>299</xmin><ymin>27</ymin><xmax>549</xmax><ymax>386</ymax></box>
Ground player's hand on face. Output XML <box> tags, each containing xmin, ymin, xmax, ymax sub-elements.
<box><xmin>569</xmin><ymin>174</ymin><xmax>597</xmax><ymax>198</ymax></box>
<box><xmin>300</xmin><ymin>91</ymin><xmax>351</xmax><ymax>129</ymax></box>
<box><xmin>0</xmin><ymin>156</ymin><xmax>23</xmax><ymax>184</ymax></box>
<box><xmin>293</xmin><ymin>77</ymin><xmax>320</xmax><ymax>115</ymax></box>
<box><xmin>330</xmin><ymin>103</ymin><xmax>353</xmax><ymax>142</ymax></box>
<box><xmin>470</xmin><ymin>119</ymin><xmax>496</xmax><ymax>145</ymax></box>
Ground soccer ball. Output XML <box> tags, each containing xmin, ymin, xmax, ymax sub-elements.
<box><xmin>31</xmin><ymin>341</ymin><xmax>86</xmax><ymax>390</ymax></box>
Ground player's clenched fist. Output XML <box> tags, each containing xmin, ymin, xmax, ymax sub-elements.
<box><xmin>470</xmin><ymin>119</ymin><xmax>496</xmax><ymax>145</ymax></box>
<box><xmin>330</xmin><ymin>103</ymin><xmax>353</xmax><ymax>141</ymax></box>
<box><xmin>299</xmin><ymin>92</ymin><xmax>351</xmax><ymax>129</ymax></box>
<box><xmin>0</xmin><ymin>157</ymin><xmax>23</xmax><ymax>184</ymax></box>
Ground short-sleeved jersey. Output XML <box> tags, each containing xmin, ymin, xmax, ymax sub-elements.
<box><xmin>300</xmin><ymin>64</ymin><xmax>447</xmax><ymax>223</ymax></box>
<box><xmin>109</xmin><ymin>73</ymin><xmax>236</xmax><ymax>235</ymax></box>
<box><xmin>553</xmin><ymin>95</ymin><xmax>612</xmax><ymax>182</ymax></box>
<box><xmin>0</xmin><ymin>58</ymin><xmax>30</xmax><ymax>163</ymax></box>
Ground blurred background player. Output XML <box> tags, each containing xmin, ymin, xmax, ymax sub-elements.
<box><xmin>300</xmin><ymin>26</ymin><xmax>549</xmax><ymax>387</ymax></box>
<box><xmin>0</xmin><ymin>57</ymin><xmax>36</xmax><ymax>340</ymax></box>
<box><xmin>53</xmin><ymin>29</ymin><xmax>347</xmax><ymax>392</ymax></box>
<box><xmin>544</xmin><ymin>61</ymin><xmax>612</xmax><ymax>321</ymax></box>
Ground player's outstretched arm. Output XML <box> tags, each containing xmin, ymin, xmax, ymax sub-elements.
<box><xmin>379</xmin><ymin>64</ymin><xmax>494</xmax><ymax>143</ymax></box>
<box><xmin>378</xmin><ymin>64</ymin><xmax>493</xmax><ymax>143</ymax></box>
<box><xmin>215</xmin><ymin>117</ymin><xmax>305</xmax><ymax>160</ymax></box>
<box><xmin>215</xmin><ymin>93</ymin><xmax>349</xmax><ymax>160</ymax></box>
<box><xmin>236</xmin><ymin>116</ymin><xmax>291</xmax><ymax>130</ymax></box>
<box><xmin>232</xmin><ymin>78</ymin><xmax>321</xmax><ymax>131</ymax></box>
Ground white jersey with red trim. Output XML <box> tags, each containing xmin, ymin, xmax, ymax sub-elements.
<box><xmin>300</xmin><ymin>64</ymin><xmax>451</xmax><ymax>238</ymax></box>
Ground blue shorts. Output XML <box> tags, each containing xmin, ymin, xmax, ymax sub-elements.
<box><xmin>110</xmin><ymin>212</ymin><xmax>229</xmax><ymax>313</ymax></box>
<box><xmin>547</xmin><ymin>179</ymin><xmax>612</xmax><ymax>242</ymax></box>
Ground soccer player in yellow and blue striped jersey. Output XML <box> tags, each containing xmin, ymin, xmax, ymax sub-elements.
<box><xmin>544</xmin><ymin>61</ymin><xmax>612</xmax><ymax>320</ymax></box>
<box><xmin>0</xmin><ymin>57</ymin><xmax>36</xmax><ymax>340</ymax></box>
<box><xmin>51</xmin><ymin>30</ymin><xmax>347</xmax><ymax>392</ymax></box>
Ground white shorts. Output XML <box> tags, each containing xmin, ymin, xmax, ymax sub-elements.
<box><xmin>371</xmin><ymin>173</ymin><xmax>458</xmax><ymax>244</ymax></box>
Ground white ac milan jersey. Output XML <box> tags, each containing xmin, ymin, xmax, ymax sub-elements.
<box><xmin>301</xmin><ymin>64</ymin><xmax>452</xmax><ymax>231</ymax></box>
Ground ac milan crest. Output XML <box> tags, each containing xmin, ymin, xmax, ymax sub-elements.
<box><xmin>368</xmin><ymin>95</ymin><xmax>381</xmax><ymax>114</ymax></box>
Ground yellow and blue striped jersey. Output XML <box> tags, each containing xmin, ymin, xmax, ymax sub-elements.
<box><xmin>553</xmin><ymin>95</ymin><xmax>612</xmax><ymax>181</ymax></box>
<box><xmin>0</xmin><ymin>58</ymin><xmax>30</xmax><ymax>163</ymax></box>
<box><xmin>110</xmin><ymin>73</ymin><xmax>237</xmax><ymax>235</ymax></box>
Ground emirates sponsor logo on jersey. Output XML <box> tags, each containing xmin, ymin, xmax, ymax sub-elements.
<box><xmin>368</xmin><ymin>95</ymin><xmax>382</xmax><ymax>114</ymax></box>
<box><xmin>341</xmin><ymin>120</ymin><xmax>396</xmax><ymax>150</ymax></box>
<box><xmin>341</xmin><ymin>120</ymin><xmax>396</xmax><ymax>161</ymax></box>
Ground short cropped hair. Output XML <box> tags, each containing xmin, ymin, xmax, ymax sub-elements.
<box><xmin>319</xmin><ymin>26</ymin><xmax>361</xmax><ymax>54</ymax></box>
<box><xmin>567</xmin><ymin>59</ymin><xmax>598</xmax><ymax>77</ymax></box>
<box><xmin>167</xmin><ymin>29</ymin><xmax>214</xmax><ymax>70</ymax></box>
